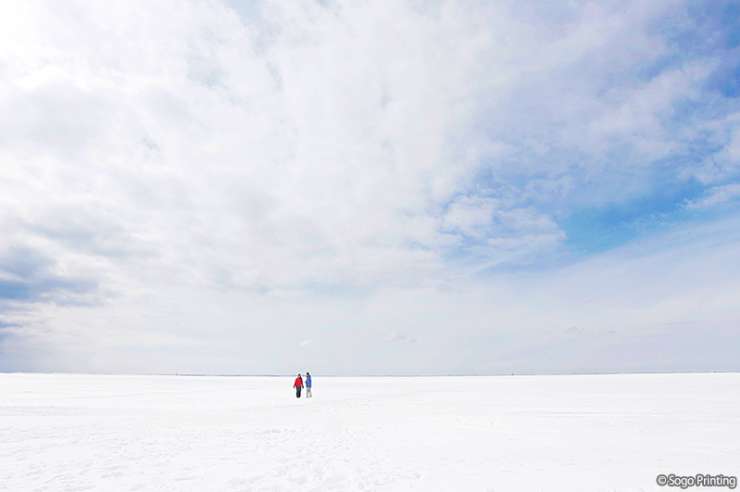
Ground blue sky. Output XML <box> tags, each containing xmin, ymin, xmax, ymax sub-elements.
<box><xmin>0</xmin><ymin>0</ymin><xmax>739</xmax><ymax>374</ymax></box>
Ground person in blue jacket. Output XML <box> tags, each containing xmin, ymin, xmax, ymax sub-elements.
<box><xmin>305</xmin><ymin>372</ymin><xmax>312</xmax><ymax>398</ymax></box>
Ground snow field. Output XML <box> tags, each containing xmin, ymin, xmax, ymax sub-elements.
<box><xmin>1</xmin><ymin>373</ymin><xmax>738</xmax><ymax>491</ymax></box>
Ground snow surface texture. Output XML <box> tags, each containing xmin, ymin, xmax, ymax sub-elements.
<box><xmin>1</xmin><ymin>373</ymin><xmax>738</xmax><ymax>491</ymax></box>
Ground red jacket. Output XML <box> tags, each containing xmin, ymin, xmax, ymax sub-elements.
<box><xmin>293</xmin><ymin>376</ymin><xmax>304</xmax><ymax>388</ymax></box>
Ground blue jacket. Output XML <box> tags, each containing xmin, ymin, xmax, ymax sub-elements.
<box><xmin>306</xmin><ymin>375</ymin><xmax>312</xmax><ymax>388</ymax></box>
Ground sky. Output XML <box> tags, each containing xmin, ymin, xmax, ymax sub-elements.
<box><xmin>0</xmin><ymin>0</ymin><xmax>739</xmax><ymax>375</ymax></box>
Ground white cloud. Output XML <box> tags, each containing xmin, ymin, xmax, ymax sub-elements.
<box><xmin>0</xmin><ymin>0</ymin><xmax>737</xmax><ymax>373</ymax></box>
<box><xmin>686</xmin><ymin>183</ymin><xmax>740</xmax><ymax>209</ymax></box>
<box><xmin>442</xmin><ymin>195</ymin><xmax>565</xmax><ymax>269</ymax></box>
<box><xmin>4</xmin><ymin>216</ymin><xmax>739</xmax><ymax>375</ymax></box>
<box><xmin>442</xmin><ymin>196</ymin><xmax>497</xmax><ymax>238</ymax></box>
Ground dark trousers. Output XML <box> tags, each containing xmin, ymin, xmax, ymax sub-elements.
<box><xmin>296</xmin><ymin>387</ymin><xmax>302</xmax><ymax>398</ymax></box>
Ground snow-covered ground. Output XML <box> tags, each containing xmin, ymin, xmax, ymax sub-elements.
<box><xmin>0</xmin><ymin>373</ymin><xmax>738</xmax><ymax>491</ymax></box>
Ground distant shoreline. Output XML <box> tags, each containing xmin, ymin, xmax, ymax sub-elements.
<box><xmin>1</xmin><ymin>370</ymin><xmax>738</xmax><ymax>378</ymax></box>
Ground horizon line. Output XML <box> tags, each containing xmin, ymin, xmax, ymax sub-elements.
<box><xmin>1</xmin><ymin>369</ymin><xmax>738</xmax><ymax>378</ymax></box>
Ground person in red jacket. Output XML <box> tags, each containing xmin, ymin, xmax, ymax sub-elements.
<box><xmin>293</xmin><ymin>373</ymin><xmax>304</xmax><ymax>398</ymax></box>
